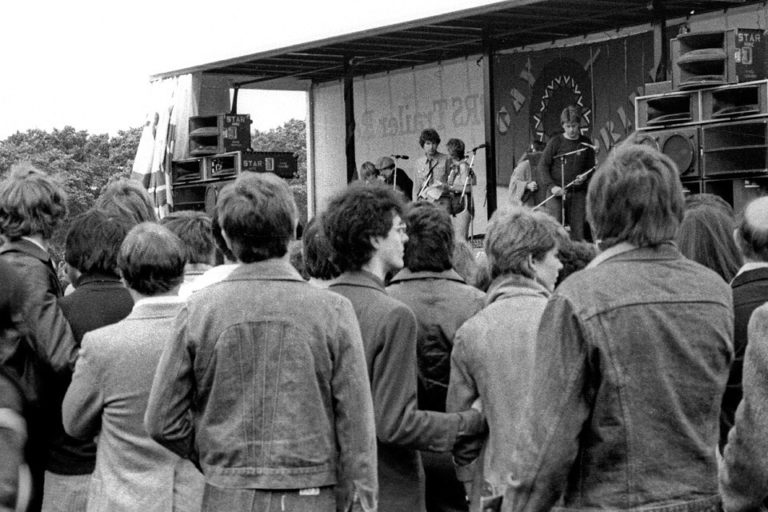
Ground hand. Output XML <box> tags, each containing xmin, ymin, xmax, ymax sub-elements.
<box><xmin>551</xmin><ymin>186</ymin><xmax>564</xmax><ymax>197</ymax></box>
<box><xmin>526</xmin><ymin>181</ymin><xmax>538</xmax><ymax>192</ymax></box>
<box><xmin>573</xmin><ymin>176</ymin><xmax>585</xmax><ymax>186</ymax></box>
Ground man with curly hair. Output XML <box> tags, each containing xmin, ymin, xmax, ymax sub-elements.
<box><xmin>0</xmin><ymin>162</ymin><xmax>78</xmax><ymax>512</ymax></box>
<box><xmin>323</xmin><ymin>183</ymin><xmax>485</xmax><ymax>512</ymax></box>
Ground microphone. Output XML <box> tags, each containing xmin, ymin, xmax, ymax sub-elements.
<box><xmin>471</xmin><ymin>143</ymin><xmax>489</xmax><ymax>152</ymax></box>
<box><xmin>580</xmin><ymin>142</ymin><xmax>597</xmax><ymax>150</ymax></box>
<box><xmin>391</xmin><ymin>154</ymin><xmax>409</xmax><ymax>160</ymax></box>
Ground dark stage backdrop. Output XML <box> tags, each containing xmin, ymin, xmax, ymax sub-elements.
<box><xmin>493</xmin><ymin>31</ymin><xmax>654</xmax><ymax>185</ymax></box>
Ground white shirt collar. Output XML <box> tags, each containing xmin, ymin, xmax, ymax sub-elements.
<box><xmin>735</xmin><ymin>261</ymin><xmax>768</xmax><ymax>279</ymax></box>
<box><xmin>586</xmin><ymin>242</ymin><xmax>637</xmax><ymax>269</ymax></box>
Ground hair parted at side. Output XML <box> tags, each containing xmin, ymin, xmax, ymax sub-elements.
<box><xmin>160</xmin><ymin>210</ymin><xmax>214</xmax><ymax>265</ymax></box>
<box><xmin>445</xmin><ymin>138</ymin><xmax>466</xmax><ymax>160</ymax></box>
<box><xmin>403</xmin><ymin>201</ymin><xmax>454</xmax><ymax>272</ymax></box>
<box><xmin>485</xmin><ymin>206</ymin><xmax>567</xmax><ymax>280</ymax></box>
<box><xmin>322</xmin><ymin>182</ymin><xmax>404</xmax><ymax>272</ymax></box>
<box><xmin>419</xmin><ymin>128</ymin><xmax>441</xmax><ymax>148</ymax></box>
<box><xmin>0</xmin><ymin>162</ymin><xmax>68</xmax><ymax>240</ymax></box>
<box><xmin>95</xmin><ymin>177</ymin><xmax>157</xmax><ymax>226</ymax></box>
<box><xmin>560</xmin><ymin>105</ymin><xmax>583</xmax><ymax>125</ymax></box>
<box><xmin>677</xmin><ymin>198</ymin><xmax>741</xmax><ymax>282</ymax></box>
<box><xmin>737</xmin><ymin>196</ymin><xmax>768</xmax><ymax>262</ymax></box>
<box><xmin>216</xmin><ymin>172</ymin><xmax>297</xmax><ymax>263</ymax></box>
<box><xmin>118</xmin><ymin>223</ymin><xmax>186</xmax><ymax>295</ymax></box>
<box><xmin>65</xmin><ymin>209</ymin><xmax>131</xmax><ymax>277</ymax></box>
<box><xmin>302</xmin><ymin>217</ymin><xmax>340</xmax><ymax>280</ymax></box>
<box><xmin>587</xmin><ymin>142</ymin><xmax>684</xmax><ymax>249</ymax></box>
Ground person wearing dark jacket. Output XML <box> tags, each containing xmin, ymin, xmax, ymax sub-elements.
<box><xmin>0</xmin><ymin>163</ymin><xmax>77</xmax><ymax>512</ymax></box>
<box><xmin>387</xmin><ymin>202</ymin><xmax>485</xmax><ymax>512</ymax></box>
<box><xmin>324</xmin><ymin>183</ymin><xmax>485</xmax><ymax>512</ymax></box>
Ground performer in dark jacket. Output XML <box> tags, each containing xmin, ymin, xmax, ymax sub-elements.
<box><xmin>537</xmin><ymin>105</ymin><xmax>595</xmax><ymax>240</ymax></box>
<box><xmin>377</xmin><ymin>156</ymin><xmax>413</xmax><ymax>201</ymax></box>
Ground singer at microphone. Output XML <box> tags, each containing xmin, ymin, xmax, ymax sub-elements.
<box><xmin>536</xmin><ymin>105</ymin><xmax>596</xmax><ymax>241</ymax></box>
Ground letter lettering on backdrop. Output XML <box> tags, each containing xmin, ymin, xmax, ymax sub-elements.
<box><xmin>464</xmin><ymin>94</ymin><xmax>481</xmax><ymax>126</ymax></box>
<box><xmin>432</xmin><ymin>99</ymin><xmax>449</xmax><ymax>129</ymax></box>
<box><xmin>452</xmin><ymin>97</ymin><xmax>465</xmax><ymax>127</ymax></box>
<box><xmin>362</xmin><ymin>110</ymin><xmax>375</xmax><ymax>138</ymax></box>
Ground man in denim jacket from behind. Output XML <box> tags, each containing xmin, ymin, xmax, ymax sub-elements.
<box><xmin>503</xmin><ymin>143</ymin><xmax>733</xmax><ymax>512</ymax></box>
<box><xmin>145</xmin><ymin>173</ymin><xmax>377</xmax><ymax>512</ymax></box>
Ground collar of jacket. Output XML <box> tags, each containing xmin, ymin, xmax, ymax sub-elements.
<box><xmin>486</xmin><ymin>273</ymin><xmax>549</xmax><ymax>306</ymax></box>
<box><xmin>588</xmin><ymin>241</ymin><xmax>681</xmax><ymax>269</ymax></box>
<box><xmin>224</xmin><ymin>258</ymin><xmax>306</xmax><ymax>283</ymax></box>
<box><xmin>75</xmin><ymin>272</ymin><xmax>123</xmax><ymax>288</ymax></box>
<box><xmin>0</xmin><ymin>238</ymin><xmax>52</xmax><ymax>264</ymax></box>
<box><xmin>732</xmin><ymin>265</ymin><xmax>768</xmax><ymax>288</ymax></box>
<box><xmin>388</xmin><ymin>268</ymin><xmax>465</xmax><ymax>284</ymax></box>
<box><xmin>332</xmin><ymin>270</ymin><xmax>386</xmax><ymax>293</ymax></box>
<box><xmin>131</xmin><ymin>296</ymin><xmax>184</xmax><ymax>319</ymax></box>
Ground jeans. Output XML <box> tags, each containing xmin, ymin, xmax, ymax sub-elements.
<box><xmin>202</xmin><ymin>484</ymin><xmax>335</xmax><ymax>512</ymax></box>
<box><xmin>41</xmin><ymin>472</ymin><xmax>90</xmax><ymax>512</ymax></box>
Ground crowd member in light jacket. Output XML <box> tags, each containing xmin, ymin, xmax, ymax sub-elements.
<box><xmin>324</xmin><ymin>183</ymin><xmax>485</xmax><ymax>512</ymax></box>
<box><xmin>62</xmin><ymin>223</ymin><xmax>204</xmax><ymax>512</ymax></box>
<box><xmin>448</xmin><ymin>206</ymin><xmax>566</xmax><ymax>510</ymax></box>
<box><xmin>388</xmin><ymin>201</ymin><xmax>485</xmax><ymax>512</ymax></box>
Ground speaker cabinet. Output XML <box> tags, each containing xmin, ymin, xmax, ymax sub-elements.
<box><xmin>702</xmin><ymin>119</ymin><xmax>768</xmax><ymax>177</ymax></box>
<box><xmin>171</xmin><ymin>157</ymin><xmax>204</xmax><ymax>183</ymax></box>
<box><xmin>171</xmin><ymin>179</ymin><xmax>234</xmax><ymax>213</ymax></box>
<box><xmin>639</xmin><ymin>126</ymin><xmax>700</xmax><ymax>177</ymax></box>
<box><xmin>636</xmin><ymin>91</ymin><xmax>699</xmax><ymax>128</ymax></box>
<box><xmin>672</xmin><ymin>29</ymin><xmax>766</xmax><ymax>90</ymax></box>
<box><xmin>701</xmin><ymin>80</ymin><xmax>768</xmax><ymax>121</ymax></box>
<box><xmin>704</xmin><ymin>177</ymin><xmax>768</xmax><ymax>213</ymax></box>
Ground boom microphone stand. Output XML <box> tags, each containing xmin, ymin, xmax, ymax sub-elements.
<box><xmin>534</xmin><ymin>146</ymin><xmax>588</xmax><ymax>228</ymax></box>
<box><xmin>391</xmin><ymin>154</ymin><xmax>409</xmax><ymax>192</ymax></box>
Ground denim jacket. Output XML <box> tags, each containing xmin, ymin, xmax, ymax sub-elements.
<box><xmin>144</xmin><ymin>260</ymin><xmax>377</xmax><ymax>511</ymax></box>
<box><xmin>503</xmin><ymin>243</ymin><xmax>733</xmax><ymax>512</ymax></box>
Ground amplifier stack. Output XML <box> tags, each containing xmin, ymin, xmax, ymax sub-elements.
<box><xmin>635</xmin><ymin>28</ymin><xmax>768</xmax><ymax>212</ymax></box>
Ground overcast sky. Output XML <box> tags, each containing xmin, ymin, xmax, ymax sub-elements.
<box><xmin>0</xmin><ymin>0</ymin><xmax>495</xmax><ymax>138</ymax></box>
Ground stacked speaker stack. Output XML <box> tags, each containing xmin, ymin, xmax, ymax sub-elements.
<box><xmin>169</xmin><ymin>113</ymin><xmax>298</xmax><ymax>213</ymax></box>
<box><xmin>635</xmin><ymin>28</ymin><xmax>768</xmax><ymax>211</ymax></box>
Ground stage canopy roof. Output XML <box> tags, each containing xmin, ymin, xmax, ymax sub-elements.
<box><xmin>153</xmin><ymin>0</ymin><xmax>755</xmax><ymax>85</ymax></box>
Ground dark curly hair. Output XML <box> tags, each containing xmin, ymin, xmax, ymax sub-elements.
<box><xmin>403</xmin><ymin>202</ymin><xmax>453</xmax><ymax>272</ymax></box>
<box><xmin>419</xmin><ymin>128</ymin><xmax>441</xmax><ymax>148</ymax></box>
<box><xmin>65</xmin><ymin>209</ymin><xmax>131</xmax><ymax>277</ymax></box>
<box><xmin>322</xmin><ymin>182</ymin><xmax>404</xmax><ymax>272</ymax></box>
<box><xmin>0</xmin><ymin>162</ymin><xmax>68</xmax><ymax>240</ymax></box>
<box><xmin>118</xmin><ymin>223</ymin><xmax>186</xmax><ymax>296</ymax></box>
<box><xmin>302</xmin><ymin>217</ymin><xmax>339</xmax><ymax>280</ymax></box>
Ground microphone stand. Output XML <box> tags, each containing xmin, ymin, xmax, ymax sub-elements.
<box><xmin>391</xmin><ymin>154</ymin><xmax>406</xmax><ymax>192</ymax></box>
<box><xmin>534</xmin><ymin>165</ymin><xmax>596</xmax><ymax>211</ymax></box>
<box><xmin>535</xmin><ymin>146</ymin><xmax>588</xmax><ymax>227</ymax></box>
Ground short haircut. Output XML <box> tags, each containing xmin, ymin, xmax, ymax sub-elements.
<box><xmin>211</xmin><ymin>211</ymin><xmax>235</xmax><ymax>262</ymax></box>
<box><xmin>485</xmin><ymin>206</ymin><xmax>567</xmax><ymax>280</ymax></box>
<box><xmin>403</xmin><ymin>202</ymin><xmax>453</xmax><ymax>272</ymax></box>
<box><xmin>376</xmin><ymin>157</ymin><xmax>395</xmax><ymax>172</ymax></box>
<box><xmin>302</xmin><ymin>217</ymin><xmax>340</xmax><ymax>280</ymax></box>
<box><xmin>445</xmin><ymin>139</ymin><xmax>466</xmax><ymax>160</ymax></box>
<box><xmin>360</xmin><ymin>161</ymin><xmax>379</xmax><ymax>181</ymax></box>
<box><xmin>419</xmin><ymin>128</ymin><xmax>441</xmax><ymax>148</ymax></box>
<box><xmin>322</xmin><ymin>182</ymin><xmax>405</xmax><ymax>272</ymax></box>
<box><xmin>737</xmin><ymin>196</ymin><xmax>768</xmax><ymax>262</ymax></box>
<box><xmin>560</xmin><ymin>105</ymin><xmax>583</xmax><ymax>125</ymax></box>
<box><xmin>95</xmin><ymin>177</ymin><xmax>157</xmax><ymax>226</ymax></box>
<box><xmin>216</xmin><ymin>172</ymin><xmax>297</xmax><ymax>263</ymax></box>
<box><xmin>587</xmin><ymin>143</ymin><xmax>684</xmax><ymax>249</ymax></box>
<box><xmin>160</xmin><ymin>210</ymin><xmax>214</xmax><ymax>265</ymax></box>
<box><xmin>677</xmin><ymin>200</ymin><xmax>741</xmax><ymax>282</ymax></box>
<box><xmin>65</xmin><ymin>209</ymin><xmax>131</xmax><ymax>276</ymax></box>
<box><xmin>118</xmin><ymin>223</ymin><xmax>186</xmax><ymax>296</ymax></box>
<box><xmin>0</xmin><ymin>162</ymin><xmax>68</xmax><ymax>240</ymax></box>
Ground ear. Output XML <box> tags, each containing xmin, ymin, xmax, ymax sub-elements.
<box><xmin>370</xmin><ymin>235</ymin><xmax>383</xmax><ymax>251</ymax></box>
<box><xmin>525</xmin><ymin>253</ymin><xmax>537</xmax><ymax>276</ymax></box>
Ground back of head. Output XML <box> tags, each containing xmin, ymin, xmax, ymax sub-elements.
<box><xmin>0</xmin><ymin>162</ymin><xmax>68</xmax><ymax>241</ymax></box>
<box><xmin>485</xmin><ymin>206</ymin><xmax>567</xmax><ymax>280</ymax></box>
<box><xmin>302</xmin><ymin>217</ymin><xmax>339</xmax><ymax>280</ymax></box>
<box><xmin>359</xmin><ymin>161</ymin><xmax>379</xmax><ymax>182</ymax></box>
<box><xmin>118</xmin><ymin>223</ymin><xmax>186</xmax><ymax>296</ymax></box>
<box><xmin>216</xmin><ymin>172</ymin><xmax>297</xmax><ymax>263</ymax></box>
<box><xmin>65</xmin><ymin>208</ymin><xmax>131</xmax><ymax>277</ymax></box>
<box><xmin>737</xmin><ymin>196</ymin><xmax>768</xmax><ymax>263</ymax></box>
<box><xmin>677</xmin><ymin>200</ymin><xmax>741</xmax><ymax>281</ymax></box>
<box><xmin>403</xmin><ymin>202</ymin><xmax>453</xmax><ymax>272</ymax></box>
<box><xmin>587</xmin><ymin>143</ymin><xmax>684</xmax><ymax>249</ymax></box>
<box><xmin>322</xmin><ymin>182</ymin><xmax>404</xmax><ymax>272</ymax></box>
<box><xmin>445</xmin><ymin>138</ymin><xmax>465</xmax><ymax>160</ymax></box>
<box><xmin>95</xmin><ymin>177</ymin><xmax>157</xmax><ymax>226</ymax></box>
<box><xmin>557</xmin><ymin>239</ymin><xmax>598</xmax><ymax>286</ymax></box>
<box><xmin>160</xmin><ymin>210</ymin><xmax>214</xmax><ymax>265</ymax></box>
